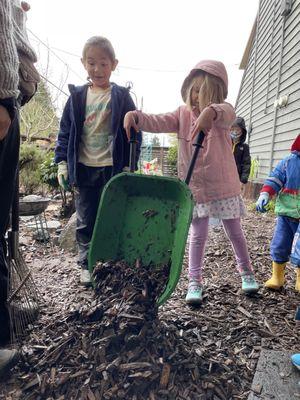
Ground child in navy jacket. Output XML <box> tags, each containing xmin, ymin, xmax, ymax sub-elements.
<box><xmin>55</xmin><ymin>36</ymin><xmax>141</xmax><ymax>285</ymax></box>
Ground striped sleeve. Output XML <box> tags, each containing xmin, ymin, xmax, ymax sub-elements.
<box><xmin>261</xmin><ymin>158</ymin><xmax>287</xmax><ymax>195</ymax></box>
<box><xmin>12</xmin><ymin>1</ymin><xmax>37</xmax><ymax>62</ymax></box>
<box><xmin>0</xmin><ymin>0</ymin><xmax>19</xmax><ymax>99</ymax></box>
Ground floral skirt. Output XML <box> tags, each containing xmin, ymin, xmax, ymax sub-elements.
<box><xmin>193</xmin><ymin>195</ymin><xmax>246</xmax><ymax>220</ymax></box>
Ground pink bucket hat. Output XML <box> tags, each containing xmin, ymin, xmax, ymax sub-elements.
<box><xmin>181</xmin><ymin>60</ymin><xmax>228</xmax><ymax>102</ymax></box>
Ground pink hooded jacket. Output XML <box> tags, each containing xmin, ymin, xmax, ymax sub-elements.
<box><xmin>132</xmin><ymin>61</ymin><xmax>240</xmax><ymax>204</ymax></box>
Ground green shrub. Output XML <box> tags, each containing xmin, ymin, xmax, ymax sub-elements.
<box><xmin>167</xmin><ymin>143</ymin><xmax>178</xmax><ymax>176</ymax></box>
<box><xmin>40</xmin><ymin>152</ymin><xmax>59</xmax><ymax>190</ymax></box>
<box><xmin>19</xmin><ymin>143</ymin><xmax>46</xmax><ymax>194</ymax></box>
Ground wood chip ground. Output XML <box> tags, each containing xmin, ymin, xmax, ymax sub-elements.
<box><xmin>0</xmin><ymin>204</ymin><xmax>299</xmax><ymax>399</ymax></box>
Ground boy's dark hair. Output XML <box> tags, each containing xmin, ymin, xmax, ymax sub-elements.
<box><xmin>82</xmin><ymin>36</ymin><xmax>116</xmax><ymax>62</ymax></box>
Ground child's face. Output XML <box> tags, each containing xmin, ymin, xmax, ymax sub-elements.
<box><xmin>82</xmin><ymin>46</ymin><xmax>118</xmax><ymax>89</ymax></box>
<box><xmin>231</xmin><ymin>125</ymin><xmax>242</xmax><ymax>136</ymax></box>
<box><xmin>191</xmin><ymin>76</ymin><xmax>204</xmax><ymax>110</ymax></box>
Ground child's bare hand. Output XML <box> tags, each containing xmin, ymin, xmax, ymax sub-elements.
<box><xmin>190</xmin><ymin>107</ymin><xmax>216</xmax><ymax>141</ymax></box>
<box><xmin>0</xmin><ymin>105</ymin><xmax>11</xmax><ymax>141</ymax></box>
<box><xmin>191</xmin><ymin>116</ymin><xmax>205</xmax><ymax>141</ymax></box>
<box><xmin>21</xmin><ymin>1</ymin><xmax>30</xmax><ymax>11</ymax></box>
<box><xmin>124</xmin><ymin>111</ymin><xmax>139</xmax><ymax>140</ymax></box>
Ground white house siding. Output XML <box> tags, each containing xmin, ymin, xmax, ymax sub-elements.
<box><xmin>235</xmin><ymin>0</ymin><xmax>300</xmax><ymax>180</ymax></box>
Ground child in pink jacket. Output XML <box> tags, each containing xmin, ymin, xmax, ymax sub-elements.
<box><xmin>124</xmin><ymin>60</ymin><xmax>259</xmax><ymax>304</ymax></box>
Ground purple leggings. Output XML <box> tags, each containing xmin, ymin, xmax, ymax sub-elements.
<box><xmin>188</xmin><ymin>217</ymin><xmax>253</xmax><ymax>282</ymax></box>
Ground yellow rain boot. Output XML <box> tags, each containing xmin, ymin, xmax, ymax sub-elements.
<box><xmin>295</xmin><ymin>268</ymin><xmax>300</xmax><ymax>292</ymax></box>
<box><xmin>264</xmin><ymin>262</ymin><xmax>286</xmax><ymax>289</ymax></box>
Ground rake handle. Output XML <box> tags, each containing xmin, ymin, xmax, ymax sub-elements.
<box><xmin>11</xmin><ymin>166</ymin><xmax>19</xmax><ymax>232</ymax></box>
<box><xmin>8</xmin><ymin>167</ymin><xmax>20</xmax><ymax>259</ymax></box>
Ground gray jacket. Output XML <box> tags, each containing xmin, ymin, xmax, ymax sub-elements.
<box><xmin>0</xmin><ymin>0</ymin><xmax>37</xmax><ymax>100</ymax></box>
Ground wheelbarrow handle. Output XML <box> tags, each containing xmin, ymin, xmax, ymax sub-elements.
<box><xmin>185</xmin><ymin>131</ymin><xmax>205</xmax><ymax>185</ymax></box>
<box><xmin>129</xmin><ymin>127</ymin><xmax>138</xmax><ymax>173</ymax></box>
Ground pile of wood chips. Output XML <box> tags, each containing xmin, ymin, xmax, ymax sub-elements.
<box><xmin>7</xmin><ymin>259</ymin><xmax>240</xmax><ymax>399</ymax></box>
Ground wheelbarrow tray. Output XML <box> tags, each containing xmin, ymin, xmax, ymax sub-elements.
<box><xmin>88</xmin><ymin>172</ymin><xmax>194</xmax><ymax>305</ymax></box>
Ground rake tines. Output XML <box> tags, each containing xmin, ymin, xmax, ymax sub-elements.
<box><xmin>7</xmin><ymin>246</ymin><xmax>40</xmax><ymax>342</ymax></box>
<box><xmin>7</xmin><ymin>169</ymin><xmax>40</xmax><ymax>343</ymax></box>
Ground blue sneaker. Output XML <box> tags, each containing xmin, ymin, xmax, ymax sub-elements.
<box><xmin>291</xmin><ymin>354</ymin><xmax>300</xmax><ymax>370</ymax></box>
<box><xmin>185</xmin><ymin>280</ymin><xmax>203</xmax><ymax>305</ymax></box>
<box><xmin>241</xmin><ymin>274</ymin><xmax>259</xmax><ymax>294</ymax></box>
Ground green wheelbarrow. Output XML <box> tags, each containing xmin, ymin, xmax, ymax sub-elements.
<box><xmin>88</xmin><ymin>130</ymin><xmax>205</xmax><ymax>305</ymax></box>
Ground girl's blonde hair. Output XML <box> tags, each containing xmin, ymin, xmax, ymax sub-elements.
<box><xmin>186</xmin><ymin>70</ymin><xmax>227</xmax><ymax>111</ymax></box>
<box><xmin>82</xmin><ymin>36</ymin><xmax>116</xmax><ymax>62</ymax></box>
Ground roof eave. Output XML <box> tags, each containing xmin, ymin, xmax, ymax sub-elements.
<box><xmin>239</xmin><ymin>16</ymin><xmax>257</xmax><ymax>70</ymax></box>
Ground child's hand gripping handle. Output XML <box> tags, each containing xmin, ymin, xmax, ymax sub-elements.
<box><xmin>129</xmin><ymin>127</ymin><xmax>137</xmax><ymax>173</ymax></box>
<box><xmin>185</xmin><ymin>131</ymin><xmax>205</xmax><ymax>185</ymax></box>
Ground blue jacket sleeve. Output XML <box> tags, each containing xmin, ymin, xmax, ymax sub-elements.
<box><xmin>54</xmin><ymin>97</ymin><xmax>72</xmax><ymax>164</ymax></box>
<box><xmin>262</xmin><ymin>158</ymin><xmax>287</xmax><ymax>195</ymax></box>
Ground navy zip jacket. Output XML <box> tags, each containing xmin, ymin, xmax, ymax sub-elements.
<box><xmin>55</xmin><ymin>83</ymin><xmax>141</xmax><ymax>186</ymax></box>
